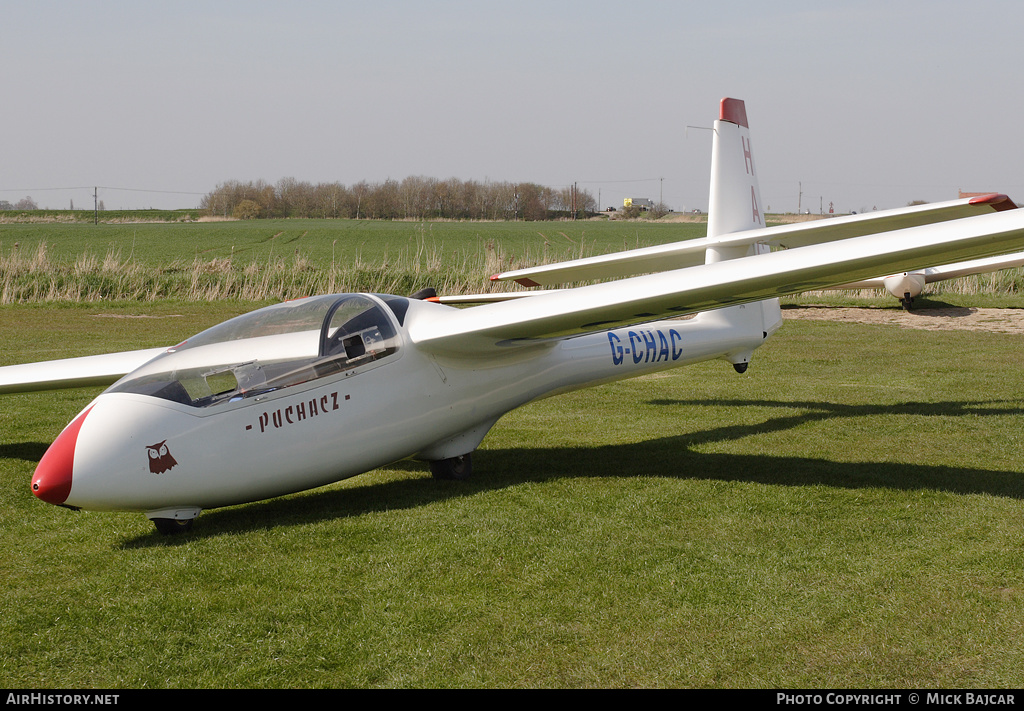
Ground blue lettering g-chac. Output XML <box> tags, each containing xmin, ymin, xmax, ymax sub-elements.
<box><xmin>608</xmin><ymin>328</ymin><xmax>684</xmax><ymax>365</ymax></box>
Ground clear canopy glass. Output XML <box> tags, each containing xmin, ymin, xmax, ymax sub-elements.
<box><xmin>107</xmin><ymin>294</ymin><xmax>402</xmax><ymax>408</ymax></box>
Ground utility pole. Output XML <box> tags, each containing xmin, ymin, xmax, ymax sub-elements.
<box><xmin>94</xmin><ymin>187</ymin><xmax>98</xmax><ymax>225</ymax></box>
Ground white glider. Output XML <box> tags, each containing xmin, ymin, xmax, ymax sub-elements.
<box><xmin>4</xmin><ymin>97</ymin><xmax>1024</xmax><ymax>534</ymax></box>
<box><xmin>827</xmin><ymin>250</ymin><xmax>1024</xmax><ymax>309</ymax></box>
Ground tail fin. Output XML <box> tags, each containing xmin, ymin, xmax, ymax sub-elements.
<box><xmin>699</xmin><ymin>97</ymin><xmax>781</xmax><ymax>371</ymax></box>
<box><xmin>707</xmin><ymin>97</ymin><xmax>766</xmax><ymax>251</ymax></box>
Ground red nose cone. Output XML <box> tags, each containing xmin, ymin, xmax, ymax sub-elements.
<box><xmin>32</xmin><ymin>406</ymin><xmax>92</xmax><ymax>505</ymax></box>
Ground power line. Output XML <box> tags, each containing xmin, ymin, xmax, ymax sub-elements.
<box><xmin>0</xmin><ymin>186</ymin><xmax>207</xmax><ymax>197</ymax></box>
<box><xmin>95</xmin><ymin>186</ymin><xmax>207</xmax><ymax>196</ymax></box>
<box><xmin>0</xmin><ymin>186</ymin><xmax>94</xmax><ymax>192</ymax></box>
<box><xmin>576</xmin><ymin>178</ymin><xmax>662</xmax><ymax>184</ymax></box>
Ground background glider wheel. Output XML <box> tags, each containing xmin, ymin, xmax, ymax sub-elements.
<box><xmin>152</xmin><ymin>517</ymin><xmax>194</xmax><ymax>535</ymax></box>
<box><xmin>430</xmin><ymin>454</ymin><xmax>472</xmax><ymax>481</ymax></box>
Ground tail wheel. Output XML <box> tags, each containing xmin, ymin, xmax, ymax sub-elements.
<box><xmin>152</xmin><ymin>517</ymin><xmax>194</xmax><ymax>535</ymax></box>
<box><xmin>430</xmin><ymin>454</ymin><xmax>472</xmax><ymax>481</ymax></box>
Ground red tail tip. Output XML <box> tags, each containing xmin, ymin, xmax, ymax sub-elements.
<box><xmin>720</xmin><ymin>98</ymin><xmax>748</xmax><ymax>128</ymax></box>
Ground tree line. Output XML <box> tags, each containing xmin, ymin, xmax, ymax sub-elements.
<box><xmin>0</xmin><ymin>197</ymin><xmax>40</xmax><ymax>210</ymax></box>
<box><xmin>200</xmin><ymin>176</ymin><xmax>597</xmax><ymax>221</ymax></box>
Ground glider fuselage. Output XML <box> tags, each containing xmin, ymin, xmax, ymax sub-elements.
<box><xmin>32</xmin><ymin>295</ymin><xmax>774</xmax><ymax>518</ymax></box>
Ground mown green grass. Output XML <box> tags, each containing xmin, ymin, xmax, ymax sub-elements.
<box><xmin>2</xmin><ymin>301</ymin><xmax>1023</xmax><ymax>688</ymax></box>
<box><xmin>3</xmin><ymin>218</ymin><xmax>1024</xmax><ymax>687</ymax></box>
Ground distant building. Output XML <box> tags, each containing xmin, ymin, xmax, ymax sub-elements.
<box><xmin>958</xmin><ymin>189</ymin><xmax>994</xmax><ymax>199</ymax></box>
<box><xmin>624</xmin><ymin>197</ymin><xmax>653</xmax><ymax>210</ymax></box>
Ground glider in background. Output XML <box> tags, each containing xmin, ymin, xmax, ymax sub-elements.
<box><xmin>827</xmin><ymin>251</ymin><xmax>1024</xmax><ymax>309</ymax></box>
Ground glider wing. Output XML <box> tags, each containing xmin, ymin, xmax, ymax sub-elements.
<box><xmin>0</xmin><ymin>348</ymin><xmax>166</xmax><ymax>394</ymax></box>
<box><xmin>492</xmin><ymin>194</ymin><xmax>1018</xmax><ymax>288</ymax></box>
<box><xmin>921</xmin><ymin>250</ymin><xmax>1024</xmax><ymax>284</ymax></box>
<box><xmin>829</xmin><ymin>250</ymin><xmax>1024</xmax><ymax>291</ymax></box>
<box><xmin>410</xmin><ymin>208</ymin><xmax>1024</xmax><ymax>354</ymax></box>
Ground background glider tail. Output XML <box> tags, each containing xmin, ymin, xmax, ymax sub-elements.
<box><xmin>700</xmin><ymin>97</ymin><xmax>781</xmax><ymax>369</ymax></box>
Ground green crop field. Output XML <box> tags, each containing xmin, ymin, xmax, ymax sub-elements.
<box><xmin>4</xmin><ymin>217</ymin><xmax>1023</xmax><ymax>306</ymax></box>
<box><xmin>0</xmin><ymin>218</ymin><xmax>706</xmax><ymax>304</ymax></box>
<box><xmin>2</xmin><ymin>218</ymin><xmax>1024</xmax><ymax>688</ymax></box>
<box><xmin>0</xmin><ymin>217</ymin><xmax>703</xmax><ymax>267</ymax></box>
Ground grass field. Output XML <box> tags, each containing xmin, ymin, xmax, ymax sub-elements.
<box><xmin>2</xmin><ymin>219</ymin><xmax>1024</xmax><ymax>688</ymax></box>
<box><xmin>0</xmin><ymin>217</ymin><xmax>702</xmax><ymax>267</ymax></box>
<box><xmin>0</xmin><ymin>219</ymin><xmax>707</xmax><ymax>304</ymax></box>
<box><xmin>4</xmin><ymin>218</ymin><xmax>1023</xmax><ymax>306</ymax></box>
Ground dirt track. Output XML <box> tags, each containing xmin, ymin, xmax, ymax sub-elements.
<box><xmin>784</xmin><ymin>305</ymin><xmax>1024</xmax><ymax>334</ymax></box>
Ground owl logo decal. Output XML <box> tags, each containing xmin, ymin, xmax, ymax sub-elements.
<box><xmin>145</xmin><ymin>440</ymin><xmax>178</xmax><ymax>474</ymax></box>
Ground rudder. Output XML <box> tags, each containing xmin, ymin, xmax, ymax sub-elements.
<box><xmin>707</xmin><ymin>97</ymin><xmax>766</xmax><ymax>251</ymax></box>
<box><xmin>699</xmin><ymin>97</ymin><xmax>781</xmax><ymax>369</ymax></box>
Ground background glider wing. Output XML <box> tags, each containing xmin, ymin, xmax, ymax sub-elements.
<box><xmin>828</xmin><ymin>250</ymin><xmax>1024</xmax><ymax>291</ymax></box>
<box><xmin>0</xmin><ymin>348</ymin><xmax>166</xmax><ymax>394</ymax></box>
<box><xmin>410</xmin><ymin>209</ymin><xmax>1024</xmax><ymax>354</ymax></box>
<box><xmin>920</xmin><ymin>250</ymin><xmax>1024</xmax><ymax>283</ymax></box>
<box><xmin>492</xmin><ymin>194</ymin><xmax>1017</xmax><ymax>288</ymax></box>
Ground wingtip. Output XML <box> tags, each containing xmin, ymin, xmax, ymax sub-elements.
<box><xmin>491</xmin><ymin>272</ymin><xmax>542</xmax><ymax>288</ymax></box>
<box><xmin>968</xmin><ymin>193</ymin><xmax>1017</xmax><ymax>212</ymax></box>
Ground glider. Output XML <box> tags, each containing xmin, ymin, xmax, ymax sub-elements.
<box><xmin>826</xmin><ymin>251</ymin><xmax>1024</xmax><ymax>309</ymax></box>
<box><xmin>4</xmin><ymin>97</ymin><xmax>1024</xmax><ymax>535</ymax></box>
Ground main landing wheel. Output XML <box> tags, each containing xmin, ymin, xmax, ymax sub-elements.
<box><xmin>430</xmin><ymin>454</ymin><xmax>472</xmax><ymax>481</ymax></box>
<box><xmin>152</xmin><ymin>517</ymin><xmax>195</xmax><ymax>535</ymax></box>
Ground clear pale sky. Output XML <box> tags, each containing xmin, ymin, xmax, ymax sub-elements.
<box><xmin>4</xmin><ymin>0</ymin><xmax>1023</xmax><ymax>214</ymax></box>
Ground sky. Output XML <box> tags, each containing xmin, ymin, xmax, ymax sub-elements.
<box><xmin>3</xmin><ymin>0</ymin><xmax>1024</xmax><ymax>214</ymax></box>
